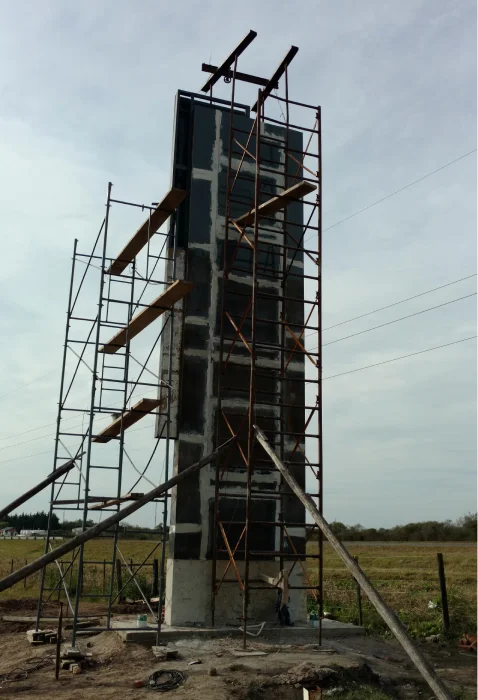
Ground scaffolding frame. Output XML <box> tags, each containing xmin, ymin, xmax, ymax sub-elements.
<box><xmin>36</xmin><ymin>184</ymin><xmax>189</xmax><ymax>644</ymax></box>
<box><xmin>207</xmin><ymin>38</ymin><xmax>323</xmax><ymax>645</ymax></box>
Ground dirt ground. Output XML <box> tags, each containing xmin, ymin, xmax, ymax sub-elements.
<box><xmin>0</xmin><ymin>602</ymin><xmax>475</xmax><ymax>700</ymax></box>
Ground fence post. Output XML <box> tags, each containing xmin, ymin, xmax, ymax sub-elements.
<box><xmin>10</xmin><ymin>559</ymin><xmax>14</xmax><ymax>574</ymax></box>
<box><xmin>153</xmin><ymin>559</ymin><xmax>159</xmax><ymax>596</ymax></box>
<box><xmin>24</xmin><ymin>559</ymin><xmax>27</xmax><ymax>588</ymax></box>
<box><xmin>354</xmin><ymin>556</ymin><xmax>363</xmax><ymax>626</ymax></box>
<box><xmin>436</xmin><ymin>553</ymin><xmax>450</xmax><ymax>636</ymax></box>
<box><xmin>116</xmin><ymin>559</ymin><xmax>123</xmax><ymax>601</ymax></box>
<box><xmin>103</xmin><ymin>559</ymin><xmax>106</xmax><ymax>594</ymax></box>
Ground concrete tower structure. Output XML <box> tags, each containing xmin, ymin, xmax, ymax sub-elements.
<box><xmin>158</xmin><ymin>91</ymin><xmax>308</xmax><ymax>626</ymax></box>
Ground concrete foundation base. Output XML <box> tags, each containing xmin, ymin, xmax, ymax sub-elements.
<box><xmin>111</xmin><ymin>618</ymin><xmax>365</xmax><ymax>644</ymax></box>
<box><xmin>164</xmin><ymin>558</ymin><xmax>308</xmax><ymax>626</ymax></box>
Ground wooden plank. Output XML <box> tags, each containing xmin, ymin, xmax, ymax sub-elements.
<box><xmin>106</xmin><ymin>188</ymin><xmax>188</xmax><ymax>276</ymax></box>
<box><xmin>93</xmin><ymin>398</ymin><xmax>161</xmax><ymax>443</ymax></box>
<box><xmin>233</xmin><ymin>181</ymin><xmax>316</xmax><ymax>229</ymax></box>
<box><xmin>90</xmin><ymin>493</ymin><xmax>144</xmax><ymax>511</ymax></box>
<box><xmin>99</xmin><ymin>279</ymin><xmax>193</xmax><ymax>354</ymax></box>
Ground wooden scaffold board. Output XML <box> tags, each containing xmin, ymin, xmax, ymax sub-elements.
<box><xmin>106</xmin><ymin>188</ymin><xmax>188</xmax><ymax>276</ymax></box>
<box><xmin>93</xmin><ymin>398</ymin><xmax>161</xmax><ymax>443</ymax></box>
<box><xmin>234</xmin><ymin>180</ymin><xmax>316</xmax><ymax>229</ymax></box>
<box><xmin>99</xmin><ymin>279</ymin><xmax>192</xmax><ymax>354</ymax></box>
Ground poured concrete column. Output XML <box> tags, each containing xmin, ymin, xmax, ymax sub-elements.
<box><xmin>158</xmin><ymin>92</ymin><xmax>307</xmax><ymax>626</ymax></box>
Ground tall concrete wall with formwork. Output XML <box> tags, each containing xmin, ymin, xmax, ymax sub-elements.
<box><xmin>158</xmin><ymin>91</ymin><xmax>307</xmax><ymax>626</ymax></box>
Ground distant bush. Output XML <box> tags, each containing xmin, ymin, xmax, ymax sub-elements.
<box><xmin>308</xmin><ymin>512</ymin><xmax>477</xmax><ymax>542</ymax></box>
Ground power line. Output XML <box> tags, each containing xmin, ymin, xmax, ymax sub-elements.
<box><xmin>0</xmin><ymin>413</ymin><xmax>85</xmax><ymax>442</ymax></box>
<box><xmin>305</xmin><ymin>148</ymin><xmax>477</xmax><ymax>242</ymax></box>
<box><xmin>308</xmin><ymin>292</ymin><xmax>477</xmax><ymax>351</ymax></box>
<box><xmin>323</xmin><ymin>336</ymin><xmax>477</xmax><ymax>381</ymax></box>
<box><xmin>0</xmin><ymin>387</ymin><xmax>158</xmax><ymax>453</ymax></box>
<box><xmin>305</xmin><ymin>273</ymin><xmax>477</xmax><ymax>337</ymax></box>
<box><xmin>0</xmin><ymin>420</ymin><xmax>157</xmax><ymax>466</ymax></box>
<box><xmin>3</xmin><ymin>335</ymin><xmax>476</xmax><ymax>465</ymax></box>
<box><xmin>0</xmin><ymin>369</ymin><xmax>59</xmax><ymax>401</ymax></box>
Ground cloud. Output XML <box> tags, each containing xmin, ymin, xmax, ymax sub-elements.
<box><xmin>0</xmin><ymin>0</ymin><xmax>475</xmax><ymax>528</ymax></box>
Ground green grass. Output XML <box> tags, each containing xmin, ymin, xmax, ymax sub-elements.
<box><xmin>1</xmin><ymin>539</ymin><xmax>476</xmax><ymax>641</ymax></box>
<box><xmin>307</xmin><ymin>542</ymin><xmax>477</xmax><ymax>639</ymax></box>
<box><xmin>0</xmin><ymin>538</ymin><xmax>163</xmax><ymax>600</ymax></box>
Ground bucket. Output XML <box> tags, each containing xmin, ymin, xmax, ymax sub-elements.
<box><xmin>309</xmin><ymin>612</ymin><xmax>319</xmax><ymax>628</ymax></box>
<box><xmin>137</xmin><ymin>614</ymin><xmax>148</xmax><ymax>628</ymax></box>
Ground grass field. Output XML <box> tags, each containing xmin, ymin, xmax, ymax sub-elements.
<box><xmin>0</xmin><ymin>539</ymin><xmax>476</xmax><ymax>639</ymax></box>
<box><xmin>309</xmin><ymin>541</ymin><xmax>477</xmax><ymax>638</ymax></box>
<box><xmin>0</xmin><ymin>538</ymin><xmax>162</xmax><ymax>602</ymax></box>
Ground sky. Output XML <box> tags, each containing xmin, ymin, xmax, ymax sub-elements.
<box><xmin>0</xmin><ymin>0</ymin><xmax>476</xmax><ymax>529</ymax></box>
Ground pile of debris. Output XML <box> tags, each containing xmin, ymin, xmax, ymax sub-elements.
<box><xmin>59</xmin><ymin>646</ymin><xmax>94</xmax><ymax>674</ymax></box>
<box><xmin>26</xmin><ymin>629</ymin><xmax>59</xmax><ymax>645</ymax></box>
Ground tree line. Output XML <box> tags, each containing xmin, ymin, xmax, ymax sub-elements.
<box><xmin>2</xmin><ymin>511</ymin><xmax>476</xmax><ymax>541</ymax></box>
<box><xmin>325</xmin><ymin>513</ymin><xmax>477</xmax><ymax>542</ymax></box>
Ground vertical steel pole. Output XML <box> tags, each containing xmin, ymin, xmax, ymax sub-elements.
<box><xmin>156</xmin><ymin>185</ymin><xmax>180</xmax><ymax>641</ymax></box>
<box><xmin>436</xmin><ymin>553</ymin><xmax>450</xmax><ymax>635</ymax></box>
<box><xmin>211</xmin><ymin>56</ymin><xmax>239</xmax><ymax>627</ymax></box>
<box><xmin>36</xmin><ymin>238</ymin><xmax>78</xmax><ymax>631</ymax></box>
<box><xmin>71</xmin><ymin>182</ymin><xmax>112</xmax><ymax>646</ymax></box>
<box><xmin>107</xmin><ymin>258</ymin><xmax>135</xmax><ymax>628</ymax></box>
<box><xmin>278</xmin><ymin>66</ymin><xmax>290</xmax><ymax>589</ymax></box>
<box><xmin>243</xmin><ymin>88</ymin><xmax>262</xmax><ymax>649</ymax></box>
<box><xmin>317</xmin><ymin>107</ymin><xmax>324</xmax><ymax>642</ymax></box>
<box><xmin>54</xmin><ymin>602</ymin><xmax>63</xmax><ymax>680</ymax></box>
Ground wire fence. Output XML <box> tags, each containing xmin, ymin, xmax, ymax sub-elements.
<box><xmin>308</xmin><ymin>545</ymin><xmax>477</xmax><ymax>638</ymax></box>
<box><xmin>0</xmin><ymin>557</ymin><xmax>159</xmax><ymax>602</ymax></box>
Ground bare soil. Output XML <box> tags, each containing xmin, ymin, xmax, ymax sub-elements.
<box><xmin>0</xmin><ymin>601</ymin><xmax>475</xmax><ymax>700</ymax></box>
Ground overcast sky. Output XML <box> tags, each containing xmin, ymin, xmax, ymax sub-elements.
<box><xmin>0</xmin><ymin>0</ymin><xmax>476</xmax><ymax>529</ymax></box>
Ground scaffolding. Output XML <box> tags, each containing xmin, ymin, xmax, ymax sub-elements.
<box><xmin>34</xmin><ymin>31</ymin><xmax>322</xmax><ymax>646</ymax></box>
<box><xmin>204</xmin><ymin>33</ymin><xmax>323</xmax><ymax>643</ymax></box>
<box><xmin>36</xmin><ymin>184</ymin><xmax>190</xmax><ymax>644</ymax></box>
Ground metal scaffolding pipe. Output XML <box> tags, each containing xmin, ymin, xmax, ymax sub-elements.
<box><xmin>253</xmin><ymin>425</ymin><xmax>454</xmax><ymax>700</ymax></box>
<box><xmin>0</xmin><ymin>457</ymin><xmax>79</xmax><ymax>521</ymax></box>
<box><xmin>0</xmin><ymin>437</ymin><xmax>235</xmax><ymax>593</ymax></box>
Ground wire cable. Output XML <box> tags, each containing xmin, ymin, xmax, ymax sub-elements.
<box><xmin>308</xmin><ymin>292</ymin><xmax>477</xmax><ymax>351</ymax></box>
<box><xmin>0</xmin><ymin>387</ymin><xmax>159</xmax><ymax>452</ymax></box>
<box><xmin>0</xmin><ymin>420</ymin><xmax>157</xmax><ymax>466</ymax></box>
<box><xmin>304</xmin><ymin>148</ymin><xmax>477</xmax><ymax>242</ymax></box>
<box><xmin>323</xmin><ymin>336</ymin><xmax>477</xmax><ymax>381</ymax></box>
<box><xmin>0</xmin><ymin>654</ymin><xmax>54</xmax><ymax>684</ymax></box>
<box><xmin>147</xmin><ymin>669</ymin><xmax>184</xmax><ymax>691</ymax></box>
<box><xmin>305</xmin><ymin>273</ymin><xmax>477</xmax><ymax>337</ymax></box>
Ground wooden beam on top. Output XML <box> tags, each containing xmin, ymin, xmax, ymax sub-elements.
<box><xmin>251</xmin><ymin>45</ymin><xmax>299</xmax><ymax>112</ymax></box>
<box><xmin>93</xmin><ymin>398</ymin><xmax>161</xmax><ymax>443</ymax></box>
<box><xmin>200</xmin><ymin>29</ymin><xmax>257</xmax><ymax>93</ymax></box>
<box><xmin>233</xmin><ymin>180</ymin><xmax>316</xmax><ymax>229</ymax></box>
<box><xmin>89</xmin><ymin>493</ymin><xmax>144</xmax><ymax>510</ymax></box>
<box><xmin>105</xmin><ymin>188</ymin><xmax>188</xmax><ymax>276</ymax></box>
<box><xmin>99</xmin><ymin>279</ymin><xmax>193</xmax><ymax>354</ymax></box>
